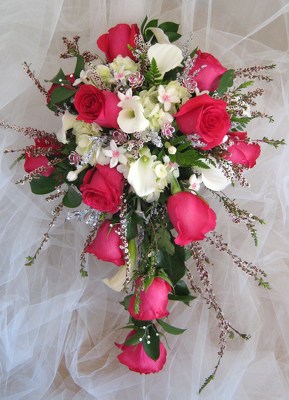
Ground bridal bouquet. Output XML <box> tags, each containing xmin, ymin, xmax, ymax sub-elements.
<box><xmin>4</xmin><ymin>17</ymin><xmax>283</xmax><ymax>391</ymax></box>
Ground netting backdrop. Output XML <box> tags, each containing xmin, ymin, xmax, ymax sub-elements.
<box><xmin>1</xmin><ymin>1</ymin><xmax>289</xmax><ymax>399</ymax></box>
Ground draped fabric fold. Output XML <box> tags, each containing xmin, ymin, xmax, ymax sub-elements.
<box><xmin>1</xmin><ymin>1</ymin><xmax>289</xmax><ymax>399</ymax></box>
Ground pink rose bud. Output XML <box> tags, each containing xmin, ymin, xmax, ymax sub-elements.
<box><xmin>189</xmin><ymin>49</ymin><xmax>227</xmax><ymax>92</ymax></box>
<box><xmin>128</xmin><ymin>277</ymin><xmax>171</xmax><ymax>321</ymax></box>
<box><xmin>116</xmin><ymin>330</ymin><xmax>167</xmax><ymax>374</ymax></box>
<box><xmin>167</xmin><ymin>191</ymin><xmax>216</xmax><ymax>246</ymax></box>
<box><xmin>225</xmin><ymin>132</ymin><xmax>261</xmax><ymax>168</ymax></box>
<box><xmin>85</xmin><ymin>220</ymin><xmax>125</xmax><ymax>266</ymax></box>
<box><xmin>97</xmin><ymin>23</ymin><xmax>140</xmax><ymax>62</ymax></box>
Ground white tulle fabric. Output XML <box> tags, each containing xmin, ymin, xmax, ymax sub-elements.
<box><xmin>1</xmin><ymin>1</ymin><xmax>289</xmax><ymax>399</ymax></box>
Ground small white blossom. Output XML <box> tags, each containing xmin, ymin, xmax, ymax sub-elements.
<box><xmin>103</xmin><ymin>140</ymin><xmax>127</xmax><ymax>168</ymax></box>
<box><xmin>158</xmin><ymin>85</ymin><xmax>180</xmax><ymax>111</ymax></box>
<box><xmin>189</xmin><ymin>174</ymin><xmax>203</xmax><ymax>192</ymax></box>
<box><xmin>73</xmin><ymin>69</ymin><xmax>91</xmax><ymax>86</ymax></box>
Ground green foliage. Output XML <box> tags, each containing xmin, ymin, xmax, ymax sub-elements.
<box><xmin>156</xmin><ymin>245</ymin><xmax>186</xmax><ymax>285</ymax></box>
<box><xmin>142</xmin><ymin>324</ymin><xmax>160</xmax><ymax>361</ymax></box>
<box><xmin>262</xmin><ymin>137</ymin><xmax>286</xmax><ymax>149</ymax></box>
<box><xmin>156</xmin><ymin>226</ymin><xmax>175</xmax><ymax>255</ymax></box>
<box><xmin>144</xmin><ymin>58</ymin><xmax>162</xmax><ymax>86</ymax></box>
<box><xmin>258</xmin><ymin>277</ymin><xmax>271</xmax><ymax>289</ymax></box>
<box><xmin>168</xmin><ymin>280</ymin><xmax>196</xmax><ymax>305</ymax></box>
<box><xmin>74</xmin><ymin>55</ymin><xmax>85</xmax><ymax>77</ymax></box>
<box><xmin>120</xmin><ymin>294</ymin><xmax>133</xmax><ymax>310</ymax></box>
<box><xmin>198</xmin><ymin>374</ymin><xmax>215</xmax><ymax>394</ymax></box>
<box><xmin>217</xmin><ymin>69</ymin><xmax>235</xmax><ymax>95</ymax></box>
<box><xmin>141</xmin><ymin>16</ymin><xmax>181</xmax><ymax>43</ymax></box>
<box><xmin>126</xmin><ymin>210</ymin><xmax>139</xmax><ymax>241</ymax></box>
<box><xmin>30</xmin><ymin>172</ymin><xmax>59</xmax><ymax>195</ymax></box>
<box><xmin>157</xmin><ymin>318</ymin><xmax>186</xmax><ymax>335</ymax></box>
<box><xmin>63</xmin><ymin>186</ymin><xmax>82</xmax><ymax>208</ymax></box>
<box><xmin>50</xmin><ymin>86</ymin><xmax>76</xmax><ymax>105</ymax></box>
<box><xmin>175</xmin><ymin>149</ymin><xmax>210</xmax><ymax>169</ymax></box>
<box><xmin>45</xmin><ymin>68</ymin><xmax>67</xmax><ymax>84</ymax></box>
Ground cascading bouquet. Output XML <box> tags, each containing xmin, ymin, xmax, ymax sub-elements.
<box><xmin>3</xmin><ymin>17</ymin><xmax>284</xmax><ymax>392</ymax></box>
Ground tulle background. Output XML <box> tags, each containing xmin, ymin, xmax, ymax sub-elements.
<box><xmin>1</xmin><ymin>1</ymin><xmax>289</xmax><ymax>399</ymax></box>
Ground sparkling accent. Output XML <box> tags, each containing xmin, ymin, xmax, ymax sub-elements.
<box><xmin>66</xmin><ymin>209</ymin><xmax>101</xmax><ymax>226</ymax></box>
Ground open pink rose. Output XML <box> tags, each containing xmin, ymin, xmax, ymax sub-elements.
<box><xmin>74</xmin><ymin>84</ymin><xmax>119</xmax><ymax>128</ymax></box>
<box><xmin>85</xmin><ymin>220</ymin><xmax>125</xmax><ymax>266</ymax></box>
<box><xmin>24</xmin><ymin>138</ymin><xmax>60</xmax><ymax>177</ymax></box>
<box><xmin>116</xmin><ymin>330</ymin><xmax>167</xmax><ymax>374</ymax></box>
<box><xmin>167</xmin><ymin>192</ymin><xmax>216</xmax><ymax>246</ymax></box>
<box><xmin>97</xmin><ymin>23</ymin><xmax>140</xmax><ymax>62</ymax></box>
<box><xmin>225</xmin><ymin>132</ymin><xmax>261</xmax><ymax>168</ymax></box>
<box><xmin>128</xmin><ymin>277</ymin><xmax>171</xmax><ymax>321</ymax></box>
<box><xmin>80</xmin><ymin>164</ymin><xmax>124</xmax><ymax>213</ymax></box>
<box><xmin>175</xmin><ymin>94</ymin><xmax>230</xmax><ymax>150</ymax></box>
<box><xmin>189</xmin><ymin>50</ymin><xmax>227</xmax><ymax>92</ymax></box>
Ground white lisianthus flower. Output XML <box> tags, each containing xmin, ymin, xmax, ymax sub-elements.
<box><xmin>103</xmin><ymin>140</ymin><xmax>127</xmax><ymax>168</ymax></box>
<box><xmin>127</xmin><ymin>147</ymin><xmax>157</xmax><ymax>197</ymax></box>
<box><xmin>158</xmin><ymin>85</ymin><xmax>180</xmax><ymax>111</ymax></box>
<box><xmin>56</xmin><ymin>111</ymin><xmax>77</xmax><ymax>144</ymax></box>
<box><xmin>148</xmin><ymin>43</ymin><xmax>183</xmax><ymax>76</ymax></box>
<box><xmin>117</xmin><ymin>97</ymin><xmax>149</xmax><ymax>133</ymax></box>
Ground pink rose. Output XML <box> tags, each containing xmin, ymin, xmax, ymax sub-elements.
<box><xmin>189</xmin><ymin>50</ymin><xmax>227</xmax><ymax>92</ymax></box>
<box><xmin>167</xmin><ymin>192</ymin><xmax>216</xmax><ymax>246</ymax></box>
<box><xmin>128</xmin><ymin>277</ymin><xmax>171</xmax><ymax>321</ymax></box>
<box><xmin>74</xmin><ymin>84</ymin><xmax>119</xmax><ymax>128</ymax></box>
<box><xmin>24</xmin><ymin>139</ymin><xmax>59</xmax><ymax>177</ymax></box>
<box><xmin>225</xmin><ymin>132</ymin><xmax>261</xmax><ymax>168</ymax></box>
<box><xmin>85</xmin><ymin>220</ymin><xmax>125</xmax><ymax>266</ymax></box>
<box><xmin>116</xmin><ymin>330</ymin><xmax>167</xmax><ymax>374</ymax></box>
<box><xmin>97</xmin><ymin>23</ymin><xmax>140</xmax><ymax>62</ymax></box>
<box><xmin>175</xmin><ymin>94</ymin><xmax>230</xmax><ymax>150</ymax></box>
<box><xmin>80</xmin><ymin>165</ymin><xmax>124</xmax><ymax>213</ymax></box>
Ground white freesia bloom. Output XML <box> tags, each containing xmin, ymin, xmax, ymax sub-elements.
<box><xmin>56</xmin><ymin>111</ymin><xmax>77</xmax><ymax>144</ymax></box>
<box><xmin>103</xmin><ymin>140</ymin><xmax>127</xmax><ymax>168</ymax></box>
<box><xmin>128</xmin><ymin>147</ymin><xmax>157</xmax><ymax>197</ymax></box>
<box><xmin>117</xmin><ymin>98</ymin><xmax>149</xmax><ymax>133</ymax></box>
<box><xmin>147</xmin><ymin>43</ymin><xmax>183</xmax><ymax>76</ymax></box>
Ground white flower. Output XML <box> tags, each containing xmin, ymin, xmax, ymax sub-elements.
<box><xmin>66</xmin><ymin>164</ymin><xmax>88</xmax><ymax>182</ymax></box>
<box><xmin>147</xmin><ymin>43</ymin><xmax>183</xmax><ymax>76</ymax></box>
<box><xmin>196</xmin><ymin>158</ymin><xmax>231</xmax><ymax>191</ymax></box>
<box><xmin>127</xmin><ymin>147</ymin><xmax>157</xmax><ymax>197</ymax></box>
<box><xmin>56</xmin><ymin>112</ymin><xmax>77</xmax><ymax>144</ymax></box>
<box><xmin>103</xmin><ymin>266</ymin><xmax>127</xmax><ymax>292</ymax></box>
<box><xmin>154</xmin><ymin>163</ymin><xmax>168</xmax><ymax>179</ymax></box>
<box><xmin>117</xmin><ymin>88</ymin><xmax>139</xmax><ymax>106</ymax></box>
<box><xmin>189</xmin><ymin>174</ymin><xmax>203</xmax><ymax>192</ymax></box>
<box><xmin>158</xmin><ymin>85</ymin><xmax>180</xmax><ymax>111</ymax></box>
<box><xmin>168</xmin><ymin>145</ymin><xmax>177</xmax><ymax>155</ymax></box>
<box><xmin>117</xmin><ymin>98</ymin><xmax>149</xmax><ymax>133</ymax></box>
<box><xmin>103</xmin><ymin>140</ymin><xmax>127</xmax><ymax>168</ymax></box>
<box><xmin>146</xmin><ymin>27</ymin><xmax>170</xmax><ymax>44</ymax></box>
<box><xmin>73</xmin><ymin>69</ymin><xmax>91</xmax><ymax>86</ymax></box>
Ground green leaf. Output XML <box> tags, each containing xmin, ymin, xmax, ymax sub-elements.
<box><xmin>141</xmin><ymin>16</ymin><xmax>148</xmax><ymax>36</ymax></box>
<box><xmin>157</xmin><ymin>319</ymin><xmax>186</xmax><ymax>335</ymax></box>
<box><xmin>30</xmin><ymin>173</ymin><xmax>58</xmax><ymax>195</ymax></box>
<box><xmin>165</xmin><ymin>31</ymin><xmax>182</xmax><ymax>42</ymax></box>
<box><xmin>158</xmin><ymin>22</ymin><xmax>179</xmax><ymax>33</ymax></box>
<box><xmin>124</xmin><ymin>330</ymin><xmax>144</xmax><ymax>346</ymax></box>
<box><xmin>175</xmin><ymin>149</ymin><xmax>209</xmax><ymax>168</ymax></box>
<box><xmin>50</xmin><ymin>86</ymin><xmax>76</xmax><ymax>105</ymax></box>
<box><xmin>217</xmin><ymin>68</ymin><xmax>235</xmax><ymax>95</ymax></box>
<box><xmin>156</xmin><ymin>226</ymin><xmax>175</xmax><ymax>255</ymax></box>
<box><xmin>74</xmin><ymin>55</ymin><xmax>85</xmax><ymax>77</ymax></box>
<box><xmin>63</xmin><ymin>186</ymin><xmax>82</xmax><ymax>208</ymax></box>
<box><xmin>143</xmin><ymin>18</ymin><xmax>159</xmax><ymax>41</ymax></box>
<box><xmin>120</xmin><ymin>294</ymin><xmax>133</xmax><ymax>310</ymax></box>
<box><xmin>45</xmin><ymin>68</ymin><xmax>66</xmax><ymax>84</ymax></box>
<box><xmin>156</xmin><ymin>245</ymin><xmax>186</xmax><ymax>285</ymax></box>
<box><xmin>177</xmin><ymin>141</ymin><xmax>192</xmax><ymax>152</ymax></box>
<box><xmin>144</xmin><ymin>275</ymin><xmax>154</xmax><ymax>290</ymax></box>
<box><xmin>145</xmin><ymin>57</ymin><xmax>162</xmax><ymax>86</ymax></box>
<box><xmin>172</xmin><ymin>134</ymin><xmax>187</xmax><ymax>145</ymax></box>
<box><xmin>190</xmin><ymin>46</ymin><xmax>198</xmax><ymax>58</ymax></box>
<box><xmin>126</xmin><ymin>210</ymin><xmax>138</xmax><ymax>241</ymax></box>
<box><xmin>168</xmin><ymin>279</ymin><xmax>196</xmax><ymax>305</ymax></box>
<box><xmin>142</xmin><ymin>325</ymin><xmax>160</xmax><ymax>361</ymax></box>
